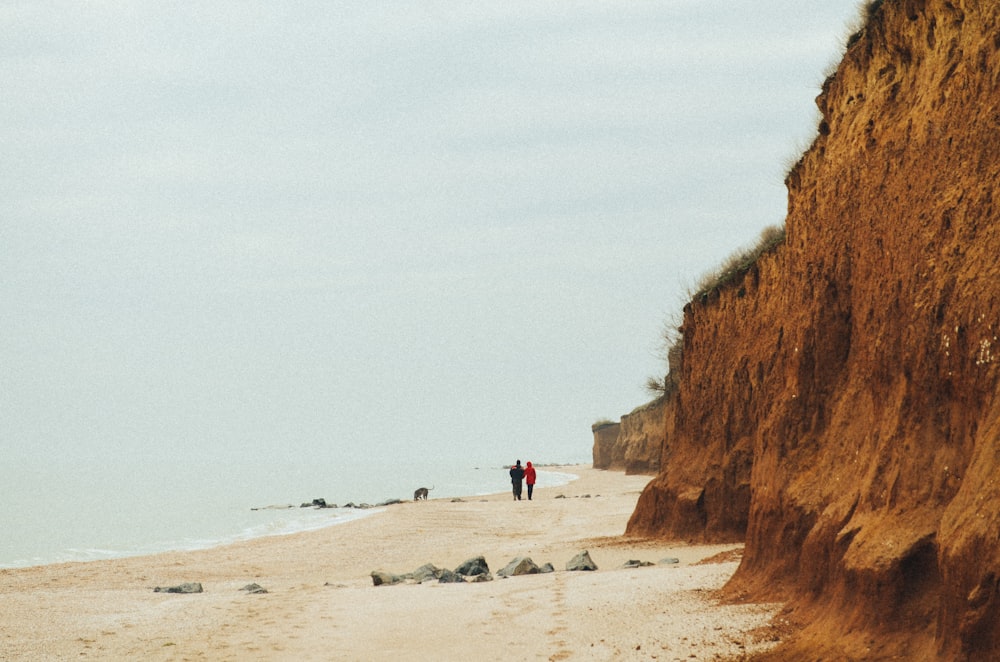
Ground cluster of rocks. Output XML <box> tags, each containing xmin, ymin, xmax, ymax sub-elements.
<box><xmin>152</xmin><ymin>582</ymin><xmax>269</xmax><ymax>594</ymax></box>
<box><xmin>252</xmin><ymin>496</ymin><xmax>406</xmax><ymax>511</ymax></box>
<box><xmin>153</xmin><ymin>582</ymin><xmax>203</xmax><ymax>594</ymax></box>
<box><xmin>372</xmin><ymin>550</ymin><xmax>600</xmax><ymax>586</ymax></box>
<box><xmin>618</xmin><ymin>557</ymin><xmax>680</xmax><ymax>568</ymax></box>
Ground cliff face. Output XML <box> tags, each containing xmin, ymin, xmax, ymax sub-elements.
<box><xmin>591</xmin><ymin>398</ymin><xmax>663</xmax><ymax>474</ymax></box>
<box><xmin>627</xmin><ymin>0</ymin><xmax>1000</xmax><ymax>658</ymax></box>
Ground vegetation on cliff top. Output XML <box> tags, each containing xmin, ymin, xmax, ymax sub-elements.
<box><xmin>591</xmin><ymin>418</ymin><xmax>618</xmax><ymax>432</ymax></box>
<box><xmin>644</xmin><ymin>224</ymin><xmax>785</xmax><ymax>397</ymax></box>
<box><xmin>641</xmin><ymin>0</ymin><xmax>883</xmax><ymax>399</ymax></box>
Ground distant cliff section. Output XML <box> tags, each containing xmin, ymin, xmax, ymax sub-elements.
<box><xmin>591</xmin><ymin>398</ymin><xmax>664</xmax><ymax>474</ymax></box>
<box><xmin>624</xmin><ymin>0</ymin><xmax>1000</xmax><ymax>659</ymax></box>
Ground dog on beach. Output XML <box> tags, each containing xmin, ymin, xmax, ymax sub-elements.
<box><xmin>413</xmin><ymin>486</ymin><xmax>434</xmax><ymax>501</ymax></box>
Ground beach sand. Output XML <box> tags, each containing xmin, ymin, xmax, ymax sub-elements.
<box><xmin>0</xmin><ymin>467</ymin><xmax>782</xmax><ymax>661</ymax></box>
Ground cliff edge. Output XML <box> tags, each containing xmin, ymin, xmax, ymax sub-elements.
<box><xmin>626</xmin><ymin>0</ymin><xmax>1000</xmax><ymax>658</ymax></box>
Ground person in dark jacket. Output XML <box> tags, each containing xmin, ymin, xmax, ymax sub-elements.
<box><xmin>524</xmin><ymin>461</ymin><xmax>537</xmax><ymax>500</ymax></box>
<box><xmin>509</xmin><ymin>460</ymin><xmax>525</xmax><ymax>500</ymax></box>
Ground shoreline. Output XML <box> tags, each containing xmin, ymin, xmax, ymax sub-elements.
<box><xmin>0</xmin><ymin>465</ymin><xmax>782</xmax><ymax>660</ymax></box>
<box><xmin>0</xmin><ymin>466</ymin><xmax>581</xmax><ymax>571</ymax></box>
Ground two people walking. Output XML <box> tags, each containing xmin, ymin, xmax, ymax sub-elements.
<box><xmin>509</xmin><ymin>460</ymin><xmax>536</xmax><ymax>500</ymax></box>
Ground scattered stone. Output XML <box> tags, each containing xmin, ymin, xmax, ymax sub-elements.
<box><xmin>239</xmin><ymin>583</ymin><xmax>268</xmax><ymax>594</ymax></box>
<box><xmin>659</xmin><ymin>557</ymin><xmax>681</xmax><ymax>565</ymax></box>
<box><xmin>555</xmin><ymin>494</ymin><xmax>567</xmax><ymax>499</ymax></box>
<box><xmin>154</xmin><ymin>582</ymin><xmax>203</xmax><ymax>594</ymax></box>
<box><xmin>498</xmin><ymin>556</ymin><xmax>541</xmax><ymax>578</ymax></box>
<box><xmin>450</xmin><ymin>497</ymin><xmax>466</xmax><ymax>503</ymax></box>
<box><xmin>454</xmin><ymin>556</ymin><xmax>491</xmax><ymax>578</ymax></box>
<box><xmin>371</xmin><ymin>570</ymin><xmax>405</xmax><ymax>586</ymax></box>
<box><xmin>376</xmin><ymin>498</ymin><xmax>403</xmax><ymax>506</ymax></box>
<box><xmin>371</xmin><ymin>556</ymin><xmax>500</xmax><ymax>586</ymax></box>
<box><xmin>539</xmin><ymin>563</ymin><xmax>555</xmax><ymax>574</ymax></box>
<box><xmin>566</xmin><ymin>551</ymin><xmax>598</xmax><ymax>572</ymax></box>
<box><xmin>437</xmin><ymin>569</ymin><xmax>465</xmax><ymax>583</ymax></box>
<box><xmin>408</xmin><ymin>563</ymin><xmax>444</xmax><ymax>584</ymax></box>
<box><xmin>300</xmin><ymin>498</ymin><xmax>329</xmax><ymax>509</ymax></box>
<box><xmin>621</xmin><ymin>560</ymin><xmax>654</xmax><ymax>569</ymax></box>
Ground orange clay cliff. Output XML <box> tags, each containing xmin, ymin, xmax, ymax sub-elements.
<box><xmin>620</xmin><ymin>1</ymin><xmax>1000</xmax><ymax>658</ymax></box>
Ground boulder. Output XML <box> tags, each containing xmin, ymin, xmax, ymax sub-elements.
<box><xmin>454</xmin><ymin>556</ymin><xmax>490</xmax><ymax>578</ymax></box>
<box><xmin>437</xmin><ymin>569</ymin><xmax>465</xmax><ymax>583</ymax></box>
<box><xmin>566</xmin><ymin>551</ymin><xmax>597</xmax><ymax>572</ymax></box>
<box><xmin>371</xmin><ymin>570</ymin><xmax>404</xmax><ymax>586</ymax></box>
<box><xmin>408</xmin><ymin>563</ymin><xmax>444</xmax><ymax>584</ymax></box>
<box><xmin>239</xmin><ymin>583</ymin><xmax>268</xmax><ymax>594</ymax></box>
<box><xmin>498</xmin><ymin>556</ymin><xmax>541</xmax><ymax>578</ymax></box>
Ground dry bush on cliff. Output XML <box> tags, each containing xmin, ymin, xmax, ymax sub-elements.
<box><xmin>646</xmin><ymin>311</ymin><xmax>684</xmax><ymax>397</ymax></box>
<box><xmin>692</xmin><ymin>224</ymin><xmax>785</xmax><ymax>299</ymax></box>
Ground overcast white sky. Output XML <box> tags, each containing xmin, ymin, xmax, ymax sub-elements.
<box><xmin>2</xmin><ymin>2</ymin><xmax>861</xmax><ymax>471</ymax></box>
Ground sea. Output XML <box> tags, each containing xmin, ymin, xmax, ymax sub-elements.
<box><xmin>0</xmin><ymin>452</ymin><xmax>586</xmax><ymax>569</ymax></box>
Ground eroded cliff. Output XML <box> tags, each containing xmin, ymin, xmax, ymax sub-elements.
<box><xmin>626</xmin><ymin>0</ymin><xmax>1000</xmax><ymax>658</ymax></box>
<box><xmin>591</xmin><ymin>398</ymin><xmax>664</xmax><ymax>474</ymax></box>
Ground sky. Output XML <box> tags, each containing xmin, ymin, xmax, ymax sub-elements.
<box><xmin>2</xmin><ymin>2</ymin><xmax>862</xmax><ymax>473</ymax></box>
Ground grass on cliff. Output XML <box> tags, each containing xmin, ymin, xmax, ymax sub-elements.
<box><xmin>644</xmin><ymin>224</ymin><xmax>785</xmax><ymax>398</ymax></box>
<box><xmin>691</xmin><ymin>224</ymin><xmax>785</xmax><ymax>299</ymax></box>
<box><xmin>591</xmin><ymin>418</ymin><xmax>618</xmax><ymax>432</ymax></box>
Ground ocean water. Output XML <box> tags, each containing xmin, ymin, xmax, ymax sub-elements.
<box><xmin>0</xmin><ymin>450</ymin><xmax>585</xmax><ymax>569</ymax></box>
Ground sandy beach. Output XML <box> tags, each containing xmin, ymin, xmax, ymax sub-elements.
<box><xmin>0</xmin><ymin>467</ymin><xmax>781</xmax><ymax>661</ymax></box>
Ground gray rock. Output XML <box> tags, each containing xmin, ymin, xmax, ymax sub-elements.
<box><xmin>468</xmin><ymin>572</ymin><xmax>494</xmax><ymax>582</ymax></box>
<box><xmin>539</xmin><ymin>563</ymin><xmax>555</xmax><ymax>574</ymax></box>
<box><xmin>437</xmin><ymin>569</ymin><xmax>465</xmax><ymax>583</ymax></box>
<box><xmin>408</xmin><ymin>563</ymin><xmax>444</xmax><ymax>583</ymax></box>
<box><xmin>659</xmin><ymin>557</ymin><xmax>680</xmax><ymax>565</ymax></box>
<box><xmin>239</xmin><ymin>583</ymin><xmax>268</xmax><ymax>594</ymax></box>
<box><xmin>376</xmin><ymin>498</ymin><xmax>403</xmax><ymax>506</ymax></box>
<box><xmin>371</xmin><ymin>570</ymin><xmax>404</xmax><ymax>586</ymax></box>
<box><xmin>454</xmin><ymin>556</ymin><xmax>490</xmax><ymax>578</ymax></box>
<box><xmin>154</xmin><ymin>582</ymin><xmax>203</xmax><ymax>594</ymax></box>
<box><xmin>498</xmin><ymin>556</ymin><xmax>541</xmax><ymax>578</ymax></box>
<box><xmin>621</xmin><ymin>560</ymin><xmax>654</xmax><ymax>569</ymax></box>
<box><xmin>566</xmin><ymin>550</ymin><xmax>598</xmax><ymax>572</ymax></box>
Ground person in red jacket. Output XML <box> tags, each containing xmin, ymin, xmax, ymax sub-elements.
<box><xmin>524</xmin><ymin>461</ymin><xmax>537</xmax><ymax>500</ymax></box>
